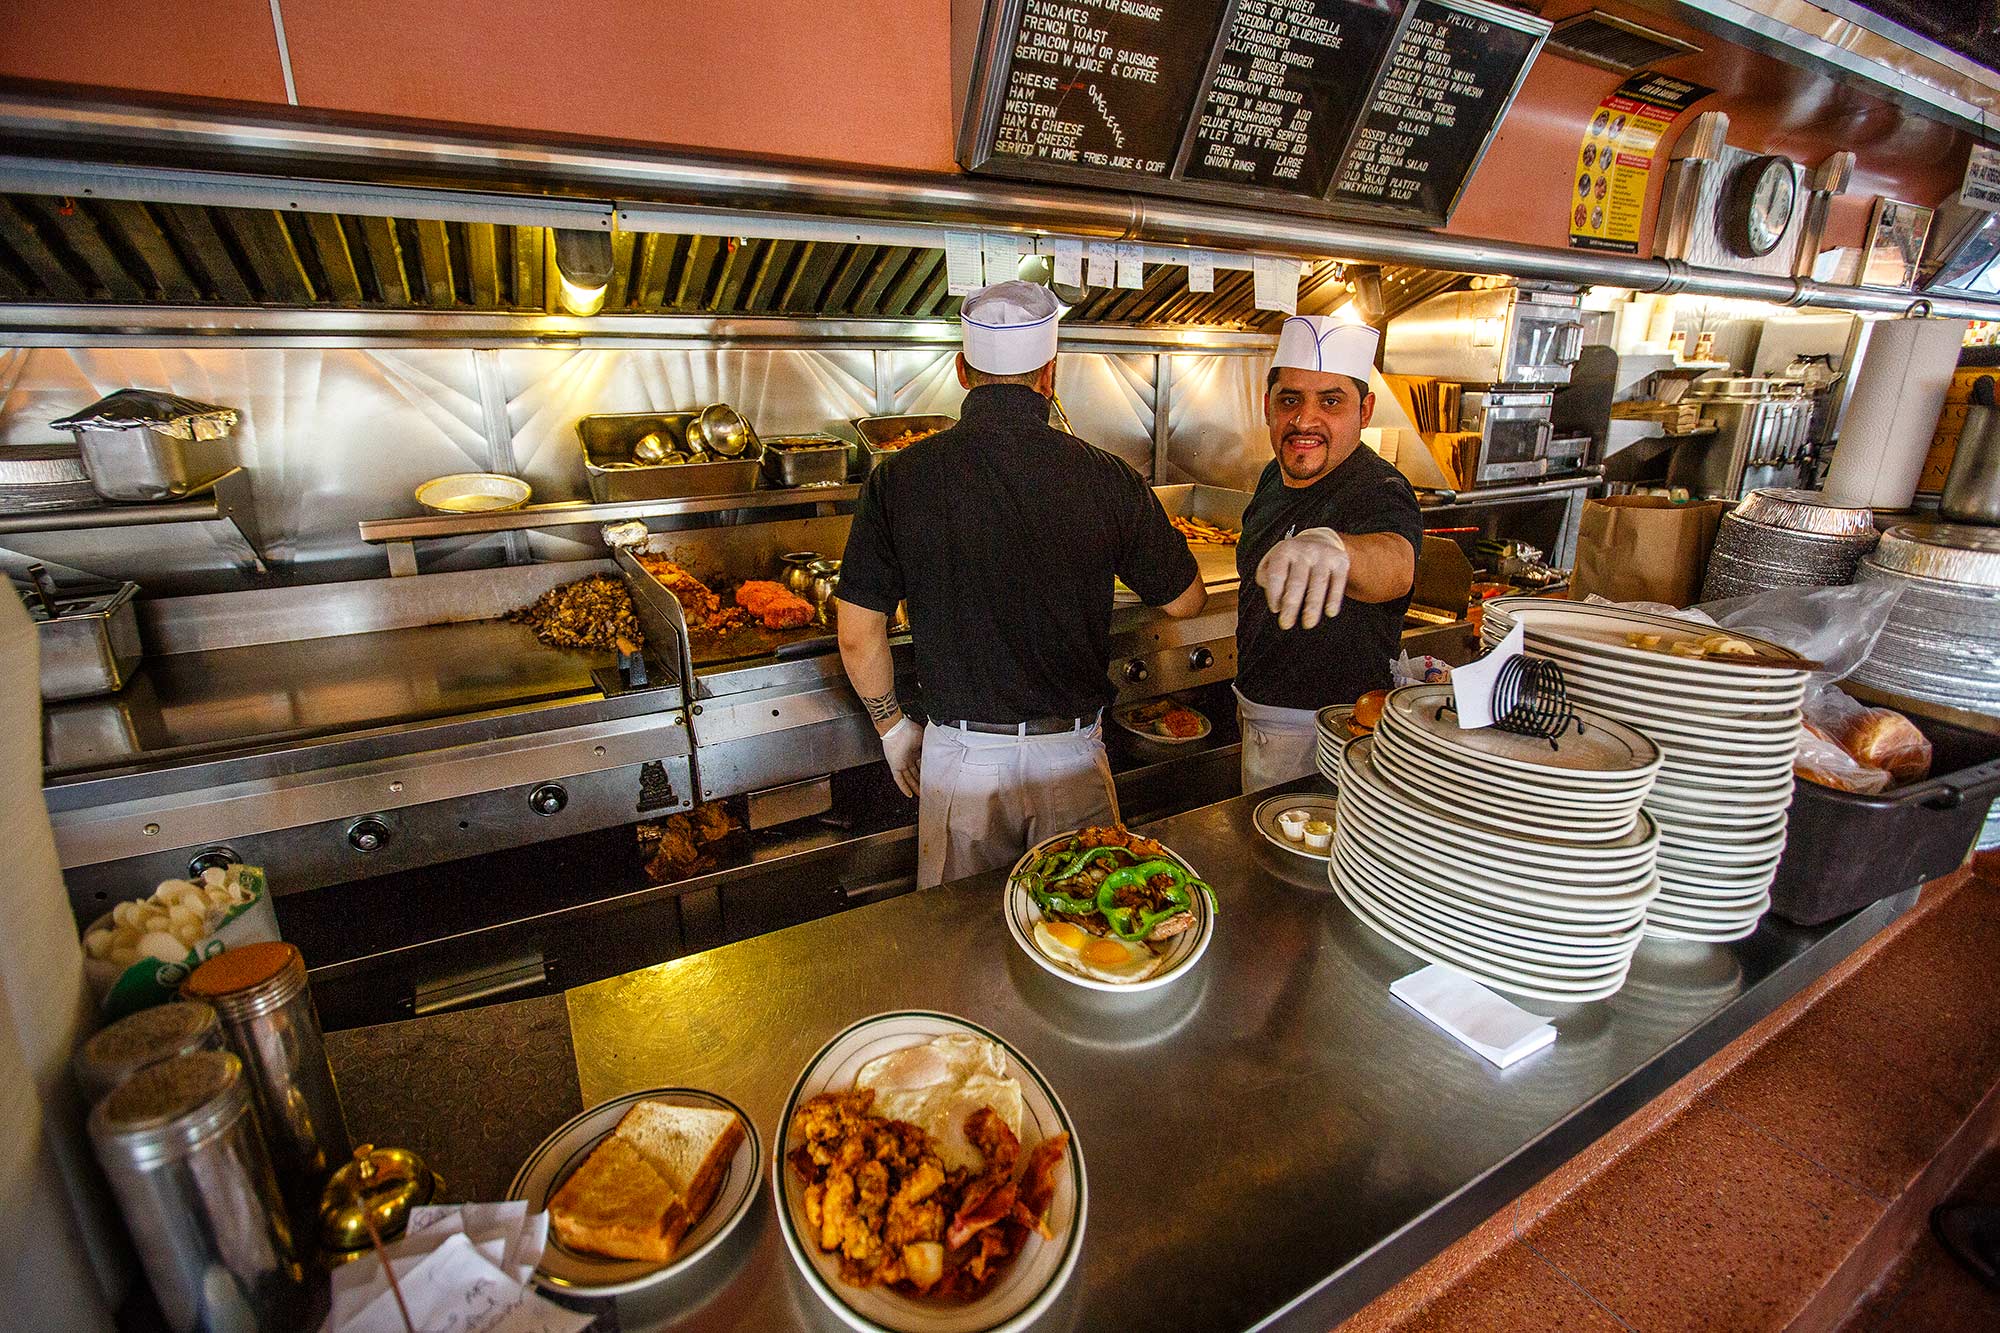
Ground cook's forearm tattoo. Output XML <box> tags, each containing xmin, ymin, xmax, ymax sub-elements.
<box><xmin>861</xmin><ymin>690</ymin><xmax>901</xmax><ymax>724</ymax></box>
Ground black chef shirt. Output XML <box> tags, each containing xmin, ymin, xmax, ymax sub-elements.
<box><xmin>1234</xmin><ymin>446</ymin><xmax>1423</xmax><ymax>710</ymax></box>
<box><xmin>838</xmin><ymin>383</ymin><xmax>1197</xmax><ymax>724</ymax></box>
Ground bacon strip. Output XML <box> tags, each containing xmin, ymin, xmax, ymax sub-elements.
<box><xmin>945</xmin><ymin>1179</ymin><xmax>1018</xmax><ymax>1250</ymax></box>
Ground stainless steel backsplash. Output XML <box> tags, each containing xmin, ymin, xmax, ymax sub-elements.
<box><xmin>0</xmin><ymin>344</ymin><xmax>1269</xmax><ymax>595</ymax></box>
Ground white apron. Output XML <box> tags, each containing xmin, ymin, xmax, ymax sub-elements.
<box><xmin>1235</xmin><ymin>686</ymin><xmax>1321</xmax><ymax>795</ymax></box>
<box><xmin>916</xmin><ymin>721</ymin><xmax>1118</xmax><ymax>888</ymax></box>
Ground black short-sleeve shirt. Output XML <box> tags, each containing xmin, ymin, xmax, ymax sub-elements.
<box><xmin>1234</xmin><ymin>446</ymin><xmax>1423</xmax><ymax>710</ymax></box>
<box><xmin>838</xmin><ymin>383</ymin><xmax>1198</xmax><ymax>724</ymax></box>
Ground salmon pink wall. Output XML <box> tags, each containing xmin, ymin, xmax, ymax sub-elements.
<box><xmin>0</xmin><ymin>0</ymin><xmax>290</xmax><ymax>103</ymax></box>
<box><xmin>0</xmin><ymin>0</ymin><xmax>1972</xmax><ymax>254</ymax></box>
<box><xmin>275</xmin><ymin>0</ymin><xmax>957</xmax><ymax>171</ymax></box>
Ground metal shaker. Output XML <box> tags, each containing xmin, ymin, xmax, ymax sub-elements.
<box><xmin>74</xmin><ymin>1000</ymin><xmax>224</xmax><ymax>1104</ymax></box>
<box><xmin>87</xmin><ymin>1050</ymin><xmax>304</xmax><ymax>1332</ymax></box>
<box><xmin>182</xmin><ymin>942</ymin><xmax>350</xmax><ymax>1243</ymax></box>
<box><xmin>1941</xmin><ymin>398</ymin><xmax>2000</xmax><ymax>526</ymax></box>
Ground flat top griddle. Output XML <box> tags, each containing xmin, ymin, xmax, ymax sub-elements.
<box><xmin>43</xmin><ymin>619</ymin><xmax>610</xmax><ymax>779</ymax></box>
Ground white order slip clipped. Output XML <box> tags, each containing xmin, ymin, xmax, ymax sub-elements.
<box><xmin>1390</xmin><ymin>963</ymin><xmax>1558</xmax><ymax>1069</ymax></box>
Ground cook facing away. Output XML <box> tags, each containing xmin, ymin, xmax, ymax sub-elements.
<box><xmin>1236</xmin><ymin>316</ymin><xmax>1422</xmax><ymax>794</ymax></box>
<box><xmin>836</xmin><ymin>280</ymin><xmax>1206</xmax><ymax>888</ymax></box>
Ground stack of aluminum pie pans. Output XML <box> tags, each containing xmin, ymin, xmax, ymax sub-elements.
<box><xmin>1699</xmin><ymin>489</ymin><xmax>1879</xmax><ymax>601</ymax></box>
<box><xmin>1852</xmin><ymin>524</ymin><xmax>2000</xmax><ymax>713</ymax></box>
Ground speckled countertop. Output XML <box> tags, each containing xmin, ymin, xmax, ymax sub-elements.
<box><xmin>326</xmin><ymin>991</ymin><xmax>580</xmax><ymax>1203</ymax></box>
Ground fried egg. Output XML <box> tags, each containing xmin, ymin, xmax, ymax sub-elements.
<box><xmin>855</xmin><ymin>1034</ymin><xmax>1022</xmax><ymax>1172</ymax></box>
<box><xmin>1031</xmin><ymin>919</ymin><xmax>1164</xmax><ymax>985</ymax></box>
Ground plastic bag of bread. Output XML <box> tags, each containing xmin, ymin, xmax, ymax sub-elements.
<box><xmin>1796</xmin><ymin>721</ymin><xmax>1891</xmax><ymax>794</ymax></box>
<box><xmin>1802</xmin><ymin>687</ymin><xmax>1933</xmax><ymax>786</ymax></box>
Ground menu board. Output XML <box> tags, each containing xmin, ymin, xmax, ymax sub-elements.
<box><xmin>988</xmin><ymin>0</ymin><xmax>1231</xmax><ymax>177</ymax></box>
<box><xmin>1182</xmin><ymin>0</ymin><xmax>1405</xmax><ymax>196</ymax></box>
<box><xmin>1328</xmin><ymin>0</ymin><xmax>1544</xmax><ymax>218</ymax></box>
<box><xmin>960</xmin><ymin>0</ymin><xmax>1549</xmax><ymax>226</ymax></box>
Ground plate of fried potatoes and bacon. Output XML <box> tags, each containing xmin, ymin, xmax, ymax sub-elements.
<box><xmin>776</xmin><ymin>1013</ymin><xmax>1085</xmax><ymax>1333</ymax></box>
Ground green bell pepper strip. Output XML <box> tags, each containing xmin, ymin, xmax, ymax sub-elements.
<box><xmin>1028</xmin><ymin>881</ymin><xmax>1102</xmax><ymax>916</ymax></box>
<box><xmin>1039</xmin><ymin>844</ymin><xmax>1130</xmax><ymax>883</ymax></box>
<box><xmin>1093</xmin><ymin>859</ymin><xmax>1208</xmax><ymax>941</ymax></box>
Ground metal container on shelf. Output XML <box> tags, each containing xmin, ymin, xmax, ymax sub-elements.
<box><xmin>50</xmin><ymin>389</ymin><xmax>239</xmax><ymax>502</ymax></box>
<box><xmin>1668</xmin><ymin>378</ymin><xmax>1813</xmax><ymax>499</ymax></box>
<box><xmin>761</xmin><ymin>433</ymin><xmax>851</xmax><ymax>488</ymax></box>
<box><xmin>87</xmin><ymin>1050</ymin><xmax>304</xmax><ymax>1332</ymax></box>
<box><xmin>578</xmin><ymin>410</ymin><xmax>763</xmax><ymax>502</ymax></box>
<box><xmin>850</xmin><ymin>414</ymin><xmax>956</xmax><ymax>476</ymax></box>
<box><xmin>21</xmin><ymin>577</ymin><xmax>143</xmax><ymax>700</ymax></box>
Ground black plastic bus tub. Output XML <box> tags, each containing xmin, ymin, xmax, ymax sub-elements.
<box><xmin>1771</xmin><ymin>711</ymin><xmax>2000</xmax><ymax>926</ymax></box>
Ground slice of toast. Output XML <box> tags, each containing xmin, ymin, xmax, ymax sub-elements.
<box><xmin>547</xmin><ymin>1134</ymin><xmax>688</xmax><ymax>1263</ymax></box>
<box><xmin>613</xmin><ymin>1101</ymin><xmax>745</xmax><ymax>1248</ymax></box>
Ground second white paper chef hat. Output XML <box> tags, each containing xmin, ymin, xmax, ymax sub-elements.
<box><xmin>1273</xmin><ymin>316</ymin><xmax>1379</xmax><ymax>382</ymax></box>
<box><xmin>960</xmin><ymin>280</ymin><xmax>1062</xmax><ymax>375</ymax></box>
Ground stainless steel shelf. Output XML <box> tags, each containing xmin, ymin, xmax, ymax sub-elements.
<box><xmin>358</xmin><ymin>486</ymin><xmax>859</xmax><ymax>542</ymax></box>
<box><xmin>358</xmin><ymin>485</ymin><xmax>861</xmax><ymax>575</ymax></box>
<box><xmin>0</xmin><ymin>468</ymin><xmax>266</xmax><ymax>572</ymax></box>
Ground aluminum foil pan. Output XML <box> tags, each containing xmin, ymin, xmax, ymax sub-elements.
<box><xmin>49</xmin><ymin>389</ymin><xmax>238</xmax><ymax>441</ymax></box>
<box><xmin>1869</xmin><ymin>524</ymin><xmax>2000</xmax><ymax>588</ymax></box>
<box><xmin>1854</xmin><ymin>557</ymin><xmax>2000</xmax><ymax>711</ymax></box>
<box><xmin>1700</xmin><ymin>512</ymin><xmax>1872</xmax><ymax>600</ymax></box>
<box><xmin>1732</xmin><ymin>488</ymin><xmax>1877</xmax><ymax>539</ymax></box>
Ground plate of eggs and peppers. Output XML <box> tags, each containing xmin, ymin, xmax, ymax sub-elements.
<box><xmin>1003</xmin><ymin>826</ymin><xmax>1217</xmax><ymax>992</ymax></box>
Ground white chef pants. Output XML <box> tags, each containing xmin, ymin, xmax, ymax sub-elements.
<box><xmin>1235</xmin><ymin>686</ymin><xmax>1321</xmax><ymax>795</ymax></box>
<box><xmin>916</xmin><ymin>721</ymin><xmax>1118</xmax><ymax>889</ymax></box>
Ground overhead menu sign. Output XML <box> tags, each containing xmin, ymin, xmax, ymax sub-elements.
<box><xmin>958</xmin><ymin>0</ymin><xmax>1550</xmax><ymax>228</ymax></box>
<box><xmin>989</xmin><ymin>0</ymin><xmax>1231</xmax><ymax>178</ymax></box>
<box><xmin>1182</xmin><ymin>0</ymin><xmax>1405</xmax><ymax>196</ymax></box>
<box><xmin>1329</xmin><ymin>0</ymin><xmax>1545</xmax><ymax>219</ymax></box>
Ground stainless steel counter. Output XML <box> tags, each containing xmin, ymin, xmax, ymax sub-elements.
<box><xmin>527</xmin><ymin>778</ymin><xmax>1910</xmax><ymax>1333</ymax></box>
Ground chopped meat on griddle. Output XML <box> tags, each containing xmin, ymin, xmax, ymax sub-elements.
<box><xmin>503</xmin><ymin>575</ymin><xmax>641</xmax><ymax>652</ymax></box>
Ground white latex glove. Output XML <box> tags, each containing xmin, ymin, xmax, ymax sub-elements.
<box><xmin>1256</xmin><ymin>527</ymin><xmax>1351</xmax><ymax>631</ymax></box>
<box><xmin>880</xmin><ymin>716</ymin><xmax>923</xmax><ymax>798</ymax></box>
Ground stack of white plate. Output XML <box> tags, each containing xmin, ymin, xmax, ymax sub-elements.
<box><xmin>1329</xmin><ymin>685</ymin><xmax>1663</xmax><ymax>1003</ymax></box>
<box><xmin>1315</xmin><ymin>705</ymin><xmax>1355</xmax><ymax>785</ymax></box>
<box><xmin>1482</xmin><ymin>598</ymin><xmax>1809</xmax><ymax>942</ymax></box>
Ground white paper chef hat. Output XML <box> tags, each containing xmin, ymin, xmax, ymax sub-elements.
<box><xmin>1273</xmin><ymin>316</ymin><xmax>1380</xmax><ymax>382</ymax></box>
<box><xmin>960</xmin><ymin>280</ymin><xmax>1061</xmax><ymax>375</ymax></box>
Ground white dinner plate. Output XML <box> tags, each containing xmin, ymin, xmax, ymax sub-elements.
<box><xmin>1337</xmin><ymin>773</ymin><xmax>1659</xmax><ymax>882</ymax></box>
<box><xmin>773</xmin><ymin>1012</ymin><xmax>1087</xmax><ymax>1333</ymax></box>
<box><xmin>1375</xmin><ymin>712</ymin><xmax>1661</xmax><ymax>800</ymax></box>
<box><xmin>1482</xmin><ymin>599</ymin><xmax>1807</xmax><ymax>675</ymax></box>
<box><xmin>1110</xmin><ymin>700</ymin><xmax>1212</xmax><ymax>745</ymax></box>
<box><xmin>1331</xmin><ymin>866</ymin><xmax>1634</xmax><ymax>1003</ymax></box>
<box><xmin>507</xmin><ymin>1087</ymin><xmax>761</xmax><ymax>1297</ymax></box>
<box><xmin>1328</xmin><ymin>824</ymin><xmax>1656</xmax><ymax>920</ymax></box>
<box><xmin>1336</xmin><ymin>778</ymin><xmax>1661</xmax><ymax>888</ymax></box>
<box><xmin>1252</xmin><ymin>795</ymin><xmax>1339</xmax><ymax>860</ymax></box>
<box><xmin>1004</xmin><ymin>831</ymin><xmax>1213</xmax><ymax>993</ymax></box>
<box><xmin>1333</xmin><ymin>844</ymin><xmax>1646</xmax><ymax>963</ymax></box>
<box><xmin>1335</xmin><ymin>857</ymin><xmax>1639</xmax><ymax>980</ymax></box>
<box><xmin>1380</xmin><ymin>685</ymin><xmax>1664</xmax><ymax>780</ymax></box>
<box><xmin>1369</xmin><ymin>747</ymin><xmax>1645</xmax><ymax>842</ymax></box>
<box><xmin>1342</xmin><ymin>738</ymin><xmax>1661</xmax><ymax>863</ymax></box>
<box><xmin>1336</xmin><ymin>835</ymin><xmax>1653</xmax><ymax>936</ymax></box>
<box><xmin>1642</xmin><ymin>917</ymin><xmax>1763</xmax><ymax>943</ymax></box>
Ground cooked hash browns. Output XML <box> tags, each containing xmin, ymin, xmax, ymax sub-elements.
<box><xmin>787</xmin><ymin>1089</ymin><xmax>1067</xmax><ymax>1298</ymax></box>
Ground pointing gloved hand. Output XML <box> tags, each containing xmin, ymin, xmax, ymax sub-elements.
<box><xmin>880</xmin><ymin>716</ymin><xmax>923</xmax><ymax>797</ymax></box>
<box><xmin>1255</xmin><ymin>527</ymin><xmax>1351</xmax><ymax>630</ymax></box>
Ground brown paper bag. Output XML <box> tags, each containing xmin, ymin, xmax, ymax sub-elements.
<box><xmin>1570</xmin><ymin>496</ymin><xmax>1729</xmax><ymax>607</ymax></box>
